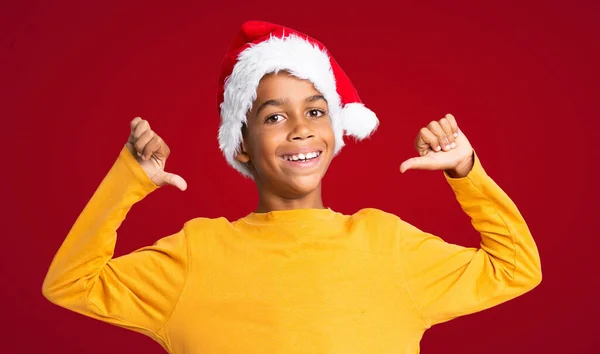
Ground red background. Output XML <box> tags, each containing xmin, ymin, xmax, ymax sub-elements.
<box><xmin>3</xmin><ymin>1</ymin><xmax>599</xmax><ymax>353</ymax></box>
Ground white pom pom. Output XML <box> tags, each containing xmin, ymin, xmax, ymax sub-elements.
<box><xmin>339</xmin><ymin>103</ymin><xmax>379</xmax><ymax>139</ymax></box>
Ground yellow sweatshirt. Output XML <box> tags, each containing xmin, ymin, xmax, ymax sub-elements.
<box><xmin>42</xmin><ymin>145</ymin><xmax>541</xmax><ymax>354</ymax></box>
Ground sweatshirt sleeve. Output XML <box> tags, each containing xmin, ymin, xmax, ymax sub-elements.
<box><xmin>42</xmin><ymin>145</ymin><xmax>189</xmax><ymax>346</ymax></box>
<box><xmin>397</xmin><ymin>151</ymin><xmax>542</xmax><ymax>328</ymax></box>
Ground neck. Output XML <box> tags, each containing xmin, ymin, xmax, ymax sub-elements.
<box><xmin>255</xmin><ymin>183</ymin><xmax>325</xmax><ymax>213</ymax></box>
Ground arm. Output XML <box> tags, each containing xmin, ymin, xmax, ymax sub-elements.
<box><xmin>42</xmin><ymin>145</ymin><xmax>189</xmax><ymax>347</ymax></box>
<box><xmin>397</xmin><ymin>152</ymin><xmax>542</xmax><ymax>327</ymax></box>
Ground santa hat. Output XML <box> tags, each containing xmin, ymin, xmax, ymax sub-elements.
<box><xmin>217</xmin><ymin>20</ymin><xmax>379</xmax><ymax>178</ymax></box>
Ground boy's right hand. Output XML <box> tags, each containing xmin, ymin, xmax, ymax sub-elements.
<box><xmin>125</xmin><ymin>117</ymin><xmax>188</xmax><ymax>191</ymax></box>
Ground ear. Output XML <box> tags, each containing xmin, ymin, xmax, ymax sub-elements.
<box><xmin>234</xmin><ymin>138</ymin><xmax>250</xmax><ymax>164</ymax></box>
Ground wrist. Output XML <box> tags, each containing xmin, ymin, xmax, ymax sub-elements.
<box><xmin>445</xmin><ymin>152</ymin><xmax>475</xmax><ymax>178</ymax></box>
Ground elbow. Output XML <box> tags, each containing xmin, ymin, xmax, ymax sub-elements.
<box><xmin>42</xmin><ymin>288</ymin><xmax>55</xmax><ymax>303</ymax></box>
<box><xmin>502</xmin><ymin>256</ymin><xmax>542</xmax><ymax>294</ymax></box>
<box><xmin>520</xmin><ymin>264</ymin><xmax>542</xmax><ymax>293</ymax></box>
<box><xmin>41</xmin><ymin>276</ymin><xmax>58</xmax><ymax>303</ymax></box>
<box><xmin>41</xmin><ymin>271</ymin><xmax>67</xmax><ymax>305</ymax></box>
<box><xmin>530</xmin><ymin>267</ymin><xmax>543</xmax><ymax>289</ymax></box>
<box><xmin>42</xmin><ymin>270</ymin><xmax>96</xmax><ymax>307</ymax></box>
<box><xmin>514</xmin><ymin>238</ymin><xmax>543</xmax><ymax>292</ymax></box>
<box><xmin>526</xmin><ymin>251</ymin><xmax>543</xmax><ymax>290</ymax></box>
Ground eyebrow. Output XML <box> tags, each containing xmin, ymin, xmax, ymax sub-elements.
<box><xmin>255</xmin><ymin>95</ymin><xmax>327</xmax><ymax>116</ymax></box>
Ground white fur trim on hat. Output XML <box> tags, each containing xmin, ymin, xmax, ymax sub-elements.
<box><xmin>219</xmin><ymin>34</ymin><xmax>378</xmax><ymax>178</ymax></box>
<box><xmin>339</xmin><ymin>103</ymin><xmax>379</xmax><ymax>139</ymax></box>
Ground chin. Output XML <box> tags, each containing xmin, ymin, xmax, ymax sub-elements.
<box><xmin>284</xmin><ymin>175</ymin><xmax>323</xmax><ymax>196</ymax></box>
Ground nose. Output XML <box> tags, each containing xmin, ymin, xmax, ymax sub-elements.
<box><xmin>288</xmin><ymin>115</ymin><xmax>315</xmax><ymax>141</ymax></box>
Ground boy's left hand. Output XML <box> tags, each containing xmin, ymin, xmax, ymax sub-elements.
<box><xmin>399</xmin><ymin>113</ymin><xmax>474</xmax><ymax>178</ymax></box>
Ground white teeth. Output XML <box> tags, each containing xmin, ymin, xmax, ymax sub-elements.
<box><xmin>284</xmin><ymin>151</ymin><xmax>321</xmax><ymax>161</ymax></box>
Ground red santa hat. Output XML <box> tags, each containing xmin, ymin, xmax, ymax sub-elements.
<box><xmin>218</xmin><ymin>20</ymin><xmax>379</xmax><ymax>178</ymax></box>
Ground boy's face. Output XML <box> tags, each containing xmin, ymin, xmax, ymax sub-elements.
<box><xmin>236</xmin><ymin>71</ymin><xmax>335</xmax><ymax>199</ymax></box>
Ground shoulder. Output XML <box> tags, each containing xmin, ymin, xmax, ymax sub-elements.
<box><xmin>344</xmin><ymin>208</ymin><xmax>415</xmax><ymax>256</ymax></box>
<box><xmin>180</xmin><ymin>216</ymin><xmax>238</xmax><ymax>238</ymax></box>
<box><xmin>148</xmin><ymin>217</ymin><xmax>231</xmax><ymax>242</ymax></box>
<box><xmin>347</xmin><ymin>208</ymin><xmax>404</xmax><ymax>231</ymax></box>
<box><xmin>350</xmin><ymin>207</ymin><xmax>401</xmax><ymax>222</ymax></box>
<box><xmin>348</xmin><ymin>208</ymin><xmax>423</xmax><ymax>235</ymax></box>
<box><xmin>174</xmin><ymin>217</ymin><xmax>238</xmax><ymax>253</ymax></box>
<box><xmin>183</xmin><ymin>216</ymin><xmax>233</xmax><ymax>229</ymax></box>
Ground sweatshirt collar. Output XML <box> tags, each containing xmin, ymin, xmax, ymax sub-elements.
<box><xmin>241</xmin><ymin>207</ymin><xmax>337</xmax><ymax>225</ymax></box>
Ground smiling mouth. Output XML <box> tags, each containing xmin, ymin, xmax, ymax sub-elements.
<box><xmin>282</xmin><ymin>151</ymin><xmax>322</xmax><ymax>162</ymax></box>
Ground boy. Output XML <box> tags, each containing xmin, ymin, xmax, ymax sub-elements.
<box><xmin>42</xmin><ymin>21</ymin><xmax>542</xmax><ymax>353</ymax></box>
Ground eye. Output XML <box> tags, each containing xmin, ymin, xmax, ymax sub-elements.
<box><xmin>308</xmin><ymin>109</ymin><xmax>325</xmax><ymax>118</ymax></box>
<box><xmin>265</xmin><ymin>114</ymin><xmax>285</xmax><ymax>124</ymax></box>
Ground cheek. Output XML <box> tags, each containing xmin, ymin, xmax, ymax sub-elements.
<box><xmin>321</xmin><ymin>119</ymin><xmax>336</xmax><ymax>147</ymax></box>
<box><xmin>253</xmin><ymin>130</ymin><xmax>286</xmax><ymax>166</ymax></box>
